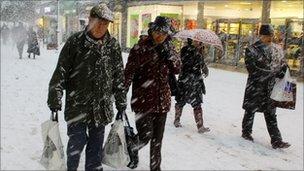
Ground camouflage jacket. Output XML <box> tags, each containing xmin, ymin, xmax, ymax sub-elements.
<box><xmin>48</xmin><ymin>30</ymin><xmax>127</xmax><ymax>126</ymax></box>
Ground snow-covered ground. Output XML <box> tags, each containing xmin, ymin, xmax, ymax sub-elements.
<box><xmin>1</xmin><ymin>42</ymin><xmax>303</xmax><ymax>170</ymax></box>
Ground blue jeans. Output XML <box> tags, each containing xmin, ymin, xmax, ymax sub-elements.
<box><xmin>66</xmin><ymin>121</ymin><xmax>105</xmax><ymax>171</ymax></box>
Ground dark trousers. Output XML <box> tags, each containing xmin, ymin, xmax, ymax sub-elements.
<box><xmin>135</xmin><ymin>112</ymin><xmax>167</xmax><ymax>171</ymax></box>
<box><xmin>66</xmin><ymin>121</ymin><xmax>105</xmax><ymax>171</ymax></box>
<box><xmin>242</xmin><ymin>109</ymin><xmax>282</xmax><ymax>143</ymax></box>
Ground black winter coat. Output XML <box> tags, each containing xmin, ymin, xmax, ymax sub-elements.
<box><xmin>48</xmin><ymin>30</ymin><xmax>126</xmax><ymax>126</ymax></box>
<box><xmin>27</xmin><ymin>30</ymin><xmax>40</xmax><ymax>55</ymax></box>
<box><xmin>176</xmin><ymin>45</ymin><xmax>208</xmax><ymax>106</ymax></box>
<box><xmin>242</xmin><ymin>40</ymin><xmax>283</xmax><ymax>113</ymax></box>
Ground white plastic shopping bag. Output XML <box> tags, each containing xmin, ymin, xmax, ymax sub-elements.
<box><xmin>40</xmin><ymin>112</ymin><xmax>66</xmax><ymax>170</ymax></box>
<box><xmin>271</xmin><ymin>68</ymin><xmax>295</xmax><ymax>102</ymax></box>
<box><xmin>102</xmin><ymin>116</ymin><xmax>130</xmax><ymax>168</ymax></box>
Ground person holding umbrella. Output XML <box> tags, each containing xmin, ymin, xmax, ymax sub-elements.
<box><xmin>174</xmin><ymin>38</ymin><xmax>210</xmax><ymax>133</ymax></box>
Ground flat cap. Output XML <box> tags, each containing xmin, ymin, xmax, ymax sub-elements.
<box><xmin>90</xmin><ymin>3</ymin><xmax>114</xmax><ymax>22</ymax></box>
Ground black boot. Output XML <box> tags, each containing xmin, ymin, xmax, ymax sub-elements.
<box><xmin>174</xmin><ymin>105</ymin><xmax>183</xmax><ymax>127</ymax></box>
<box><xmin>194</xmin><ymin>106</ymin><xmax>210</xmax><ymax>133</ymax></box>
<box><xmin>241</xmin><ymin>133</ymin><xmax>254</xmax><ymax>142</ymax></box>
<box><xmin>272</xmin><ymin>141</ymin><xmax>291</xmax><ymax>149</ymax></box>
<box><xmin>127</xmin><ymin>136</ymin><xmax>139</xmax><ymax>169</ymax></box>
<box><xmin>127</xmin><ymin>150</ymin><xmax>138</xmax><ymax>169</ymax></box>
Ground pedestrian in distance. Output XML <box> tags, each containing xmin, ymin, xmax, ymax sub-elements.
<box><xmin>15</xmin><ymin>22</ymin><xmax>27</xmax><ymax>59</ymax></box>
<box><xmin>27</xmin><ymin>26</ymin><xmax>40</xmax><ymax>59</ymax></box>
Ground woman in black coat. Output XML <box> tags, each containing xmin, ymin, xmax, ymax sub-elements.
<box><xmin>27</xmin><ymin>26</ymin><xmax>40</xmax><ymax>59</ymax></box>
<box><xmin>174</xmin><ymin>38</ymin><xmax>210</xmax><ymax>133</ymax></box>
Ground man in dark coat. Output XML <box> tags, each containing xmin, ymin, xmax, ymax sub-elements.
<box><xmin>174</xmin><ymin>38</ymin><xmax>210</xmax><ymax>133</ymax></box>
<box><xmin>125</xmin><ymin>16</ymin><xmax>181</xmax><ymax>171</ymax></box>
<box><xmin>241</xmin><ymin>24</ymin><xmax>290</xmax><ymax>149</ymax></box>
<box><xmin>27</xmin><ymin>26</ymin><xmax>40</xmax><ymax>59</ymax></box>
<box><xmin>47</xmin><ymin>4</ymin><xmax>127</xmax><ymax>170</ymax></box>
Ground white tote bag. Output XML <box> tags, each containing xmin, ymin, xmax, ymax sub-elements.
<box><xmin>102</xmin><ymin>119</ymin><xmax>130</xmax><ymax>168</ymax></box>
<box><xmin>40</xmin><ymin>118</ymin><xmax>66</xmax><ymax>170</ymax></box>
<box><xmin>271</xmin><ymin>68</ymin><xmax>295</xmax><ymax>102</ymax></box>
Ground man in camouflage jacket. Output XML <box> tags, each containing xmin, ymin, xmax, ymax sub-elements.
<box><xmin>47</xmin><ymin>4</ymin><xmax>126</xmax><ymax>170</ymax></box>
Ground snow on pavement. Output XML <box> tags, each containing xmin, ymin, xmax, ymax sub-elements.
<box><xmin>1</xmin><ymin>43</ymin><xmax>303</xmax><ymax>170</ymax></box>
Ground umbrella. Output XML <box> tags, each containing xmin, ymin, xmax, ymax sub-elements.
<box><xmin>173</xmin><ymin>29</ymin><xmax>223</xmax><ymax>51</ymax></box>
<box><xmin>40</xmin><ymin>112</ymin><xmax>66</xmax><ymax>170</ymax></box>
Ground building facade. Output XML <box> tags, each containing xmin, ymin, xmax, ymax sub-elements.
<box><xmin>122</xmin><ymin>0</ymin><xmax>303</xmax><ymax>72</ymax></box>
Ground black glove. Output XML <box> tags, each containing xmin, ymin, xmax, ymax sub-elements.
<box><xmin>156</xmin><ymin>43</ymin><xmax>171</xmax><ymax>60</ymax></box>
<box><xmin>116</xmin><ymin>110</ymin><xmax>125</xmax><ymax>120</ymax></box>
<box><xmin>276</xmin><ymin>64</ymin><xmax>288</xmax><ymax>79</ymax></box>
<box><xmin>50</xmin><ymin>106</ymin><xmax>61</xmax><ymax>113</ymax></box>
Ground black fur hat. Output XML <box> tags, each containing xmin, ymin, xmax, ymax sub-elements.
<box><xmin>149</xmin><ymin>16</ymin><xmax>173</xmax><ymax>35</ymax></box>
<box><xmin>259</xmin><ymin>24</ymin><xmax>274</xmax><ymax>36</ymax></box>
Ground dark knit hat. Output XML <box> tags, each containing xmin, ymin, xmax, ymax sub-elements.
<box><xmin>150</xmin><ymin>16</ymin><xmax>173</xmax><ymax>35</ymax></box>
<box><xmin>259</xmin><ymin>24</ymin><xmax>274</xmax><ymax>36</ymax></box>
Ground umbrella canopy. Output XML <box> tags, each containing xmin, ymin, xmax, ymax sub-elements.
<box><xmin>174</xmin><ymin>29</ymin><xmax>223</xmax><ymax>51</ymax></box>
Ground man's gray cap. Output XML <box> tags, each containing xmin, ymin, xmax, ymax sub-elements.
<box><xmin>90</xmin><ymin>3</ymin><xmax>114</xmax><ymax>22</ymax></box>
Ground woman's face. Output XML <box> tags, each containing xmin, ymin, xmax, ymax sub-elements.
<box><xmin>152</xmin><ymin>30</ymin><xmax>168</xmax><ymax>44</ymax></box>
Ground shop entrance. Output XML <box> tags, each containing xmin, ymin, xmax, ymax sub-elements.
<box><xmin>213</xmin><ymin>18</ymin><xmax>259</xmax><ymax>66</ymax></box>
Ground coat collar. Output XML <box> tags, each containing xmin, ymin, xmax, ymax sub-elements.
<box><xmin>253</xmin><ymin>39</ymin><xmax>272</xmax><ymax>61</ymax></box>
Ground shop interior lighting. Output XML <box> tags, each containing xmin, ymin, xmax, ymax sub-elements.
<box><xmin>205</xmin><ymin>6</ymin><xmax>216</xmax><ymax>9</ymax></box>
<box><xmin>240</xmin><ymin>2</ymin><xmax>252</xmax><ymax>5</ymax></box>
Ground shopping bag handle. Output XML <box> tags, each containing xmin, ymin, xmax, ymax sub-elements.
<box><xmin>123</xmin><ymin>112</ymin><xmax>131</xmax><ymax>128</ymax></box>
<box><xmin>115</xmin><ymin>111</ymin><xmax>132</xmax><ymax>127</ymax></box>
<box><xmin>115</xmin><ymin>111</ymin><xmax>123</xmax><ymax>121</ymax></box>
<box><xmin>51</xmin><ymin>111</ymin><xmax>58</xmax><ymax>122</ymax></box>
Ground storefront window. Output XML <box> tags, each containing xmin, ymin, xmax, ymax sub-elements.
<box><xmin>271</xmin><ymin>0</ymin><xmax>303</xmax><ymax>71</ymax></box>
<box><xmin>203</xmin><ymin>1</ymin><xmax>262</xmax><ymax>65</ymax></box>
<box><xmin>127</xmin><ymin>5</ymin><xmax>182</xmax><ymax>48</ymax></box>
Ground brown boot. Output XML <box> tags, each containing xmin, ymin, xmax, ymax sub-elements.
<box><xmin>194</xmin><ymin>106</ymin><xmax>210</xmax><ymax>133</ymax></box>
<box><xmin>174</xmin><ymin>105</ymin><xmax>183</xmax><ymax>127</ymax></box>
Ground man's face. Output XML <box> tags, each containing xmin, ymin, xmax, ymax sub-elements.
<box><xmin>152</xmin><ymin>30</ymin><xmax>168</xmax><ymax>44</ymax></box>
<box><xmin>260</xmin><ymin>35</ymin><xmax>273</xmax><ymax>46</ymax></box>
<box><xmin>88</xmin><ymin>17</ymin><xmax>110</xmax><ymax>39</ymax></box>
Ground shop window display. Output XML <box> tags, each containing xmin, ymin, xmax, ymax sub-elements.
<box><xmin>273</xmin><ymin>18</ymin><xmax>303</xmax><ymax>71</ymax></box>
<box><xmin>130</xmin><ymin>14</ymin><xmax>139</xmax><ymax>47</ymax></box>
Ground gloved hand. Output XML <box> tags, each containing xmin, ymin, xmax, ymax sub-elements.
<box><xmin>116</xmin><ymin>110</ymin><xmax>125</xmax><ymax>120</ymax></box>
<box><xmin>156</xmin><ymin>43</ymin><xmax>171</xmax><ymax>60</ymax></box>
<box><xmin>276</xmin><ymin>64</ymin><xmax>288</xmax><ymax>79</ymax></box>
<box><xmin>50</xmin><ymin>106</ymin><xmax>61</xmax><ymax>113</ymax></box>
